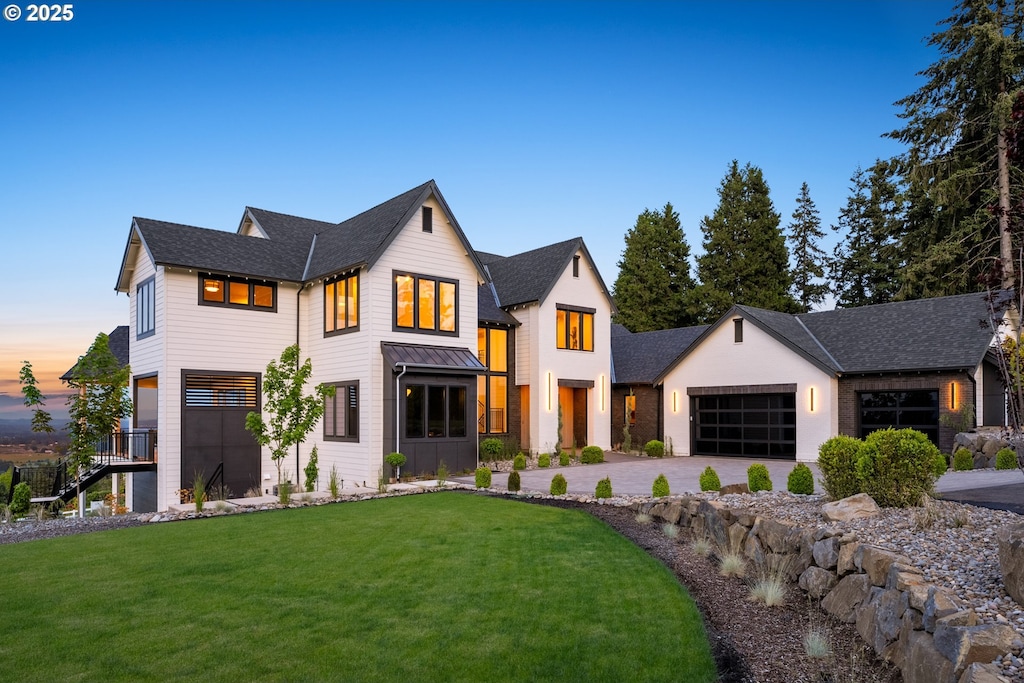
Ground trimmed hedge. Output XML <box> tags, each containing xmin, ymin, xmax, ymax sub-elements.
<box><xmin>507</xmin><ymin>470</ymin><xmax>521</xmax><ymax>492</ymax></box>
<box><xmin>10</xmin><ymin>482</ymin><xmax>31</xmax><ymax>514</ymax></box>
<box><xmin>644</xmin><ymin>440</ymin><xmax>665</xmax><ymax>458</ymax></box>
<box><xmin>817</xmin><ymin>435</ymin><xmax>863</xmax><ymax>501</ymax></box>
<box><xmin>747</xmin><ymin>463</ymin><xmax>772</xmax><ymax>493</ymax></box>
<box><xmin>513</xmin><ymin>453</ymin><xmax>527</xmax><ymax>471</ymax></box>
<box><xmin>558</xmin><ymin>452</ymin><xmax>570</xmax><ymax>466</ymax></box>
<box><xmin>474</xmin><ymin>467</ymin><xmax>492</xmax><ymax>489</ymax></box>
<box><xmin>550</xmin><ymin>473</ymin><xmax>567</xmax><ymax>495</ymax></box>
<box><xmin>787</xmin><ymin>463</ymin><xmax>814</xmax><ymax>495</ymax></box>
<box><xmin>698</xmin><ymin>466</ymin><xmax>720</xmax><ymax>492</ymax></box>
<box><xmin>996</xmin><ymin>447</ymin><xmax>1018</xmax><ymax>471</ymax></box>
<box><xmin>855</xmin><ymin>428</ymin><xmax>939</xmax><ymax>507</ymax></box>
<box><xmin>952</xmin><ymin>447</ymin><xmax>973</xmax><ymax>471</ymax></box>
<box><xmin>932</xmin><ymin>452</ymin><xmax>949</xmax><ymax>477</ymax></box>
<box><xmin>581</xmin><ymin>446</ymin><xmax>605</xmax><ymax>464</ymax></box>
<box><xmin>538</xmin><ymin>453</ymin><xmax>551</xmax><ymax>468</ymax></box>
<box><xmin>480</xmin><ymin>438</ymin><xmax>503</xmax><ymax>460</ymax></box>
<box><xmin>652</xmin><ymin>474</ymin><xmax>670</xmax><ymax>498</ymax></box>
<box><xmin>595</xmin><ymin>477</ymin><xmax>612</xmax><ymax>499</ymax></box>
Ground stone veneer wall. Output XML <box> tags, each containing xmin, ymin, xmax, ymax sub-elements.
<box><xmin>638</xmin><ymin>496</ymin><xmax>1022</xmax><ymax>683</ymax></box>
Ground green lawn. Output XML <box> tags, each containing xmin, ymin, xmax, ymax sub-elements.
<box><xmin>0</xmin><ymin>492</ymin><xmax>715</xmax><ymax>682</ymax></box>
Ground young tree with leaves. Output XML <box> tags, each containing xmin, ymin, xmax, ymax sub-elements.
<box><xmin>19</xmin><ymin>361</ymin><xmax>54</xmax><ymax>435</ymax></box>
<box><xmin>786</xmin><ymin>183</ymin><xmax>830</xmax><ymax>312</ymax></box>
<box><xmin>694</xmin><ymin>160</ymin><xmax>797</xmax><ymax>322</ymax></box>
<box><xmin>830</xmin><ymin>163</ymin><xmax>904</xmax><ymax>308</ymax></box>
<box><xmin>65</xmin><ymin>332</ymin><xmax>133</xmax><ymax>517</ymax></box>
<box><xmin>245</xmin><ymin>345</ymin><xmax>335</xmax><ymax>487</ymax></box>
<box><xmin>612</xmin><ymin>202</ymin><xmax>698</xmax><ymax>331</ymax></box>
<box><xmin>887</xmin><ymin>0</ymin><xmax>1024</xmax><ymax>300</ymax></box>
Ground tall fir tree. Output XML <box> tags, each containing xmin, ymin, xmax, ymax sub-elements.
<box><xmin>612</xmin><ymin>202</ymin><xmax>698</xmax><ymax>331</ymax></box>
<box><xmin>694</xmin><ymin>160</ymin><xmax>797</xmax><ymax>322</ymax></box>
<box><xmin>786</xmin><ymin>182</ymin><xmax>830</xmax><ymax>312</ymax></box>
<box><xmin>830</xmin><ymin>163</ymin><xmax>904</xmax><ymax>308</ymax></box>
<box><xmin>887</xmin><ymin>0</ymin><xmax>1024</xmax><ymax>298</ymax></box>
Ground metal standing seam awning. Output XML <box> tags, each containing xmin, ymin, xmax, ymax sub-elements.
<box><xmin>381</xmin><ymin>341</ymin><xmax>486</xmax><ymax>375</ymax></box>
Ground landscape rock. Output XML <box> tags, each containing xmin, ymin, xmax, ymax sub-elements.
<box><xmin>857</xmin><ymin>588</ymin><xmax>906</xmax><ymax>654</ymax></box>
<box><xmin>660</xmin><ymin>501</ymin><xmax>683</xmax><ymax>525</ymax></box>
<box><xmin>837</xmin><ymin>541</ymin><xmax>859</xmax><ymax>575</ymax></box>
<box><xmin>861</xmin><ymin>545</ymin><xmax>908</xmax><ymax>587</ymax></box>
<box><xmin>821</xmin><ymin>573</ymin><xmax>872</xmax><ymax>623</ymax></box>
<box><xmin>925</xmin><ymin>587</ymin><xmax>966</xmax><ymax>633</ymax></box>
<box><xmin>904</xmin><ymin>629</ymin><xmax>956</xmax><ymax>683</ymax></box>
<box><xmin>957</xmin><ymin>662</ymin><xmax>1012</xmax><ymax>683</ymax></box>
<box><xmin>954</xmin><ymin>432</ymin><xmax>984</xmax><ymax>453</ymax></box>
<box><xmin>812</xmin><ymin>536</ymin><xmax>840</xmax><ymax>569</ymax></box>
<box><xmin>798</xmin><ymin>565</ymin><xmax>837</xmax><ymax>599</ymax></box>
<box><xmin>822</xmin><ymin>493</ymin><xmax>881</xmax><ymax>523</ymax></box>
<box><xmin>719</xmin><ymin>482</ymin><xmax>748</xmax><ymax>495</ymax></box>
<box><xmin>983</xmin><ymin>439</ymin><xmax>1007</xmax><ymax>457</ymax></box>
<box><xmin>933</xmin><ymin>624</ymin><xmax>1021</xmax><ymax>674</ymax></box>
<box><xmin>997</xmin><ymin>522</ymin><xmax>1024</xmax><ymax>606</ymax></box>
<box><xmin>698</xmin><ymin>500</ymin><xmax>728</xmax><ymax>548</ymax></box>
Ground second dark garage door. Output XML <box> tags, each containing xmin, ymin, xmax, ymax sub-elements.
<box><xmin>692</xmin><ymin>393</ymin><xmax>796</xmax><ymax>459</ymax></box>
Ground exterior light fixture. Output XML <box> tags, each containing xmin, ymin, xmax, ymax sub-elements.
<box><xmin>950</xmin><ymin>382</ymin><xmax>957</xmax><ymax>410</ymax></box>
<box><xmin>547</xmin><ymin>372</ymin><xmax>552</xmax><ymax>412</ymax></box>
<box><xmin>599</xmin><ymin>375</ymin><xmax>606</xmax><ymax>411</ymax></box>
<box><xmin>809</xmin><ymin>387</ymin><xmax>816</xmax><ymax>413</ymax></box>
<box><xmin>672</xmin><ymin>391</ymin><xmax>678</xmax><ymax>413</ymax></box>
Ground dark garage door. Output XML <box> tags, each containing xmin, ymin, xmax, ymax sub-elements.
<box><xmin>858</xmin><ymin>390</ymin><xmax>939</xmax><ymax>445</ymax></box>
<box><xmin>692</xmin><ymin>393</ymin><xmax>796</xmax><ymax>459</ymax></box>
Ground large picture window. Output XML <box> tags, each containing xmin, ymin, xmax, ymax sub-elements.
<box><xmin>477</xmin><ymin>327</ymin><xmax>509</xmax><ymax>433</ymax></box>
<box><xmin>324</xmin><ymin>382</ymin><xmax>359</xmax><ymax>441</ymax></box>
<box><xmin>199</xmin><ymin>273</ymin><xmax>276</xmax><ymax>312</ymax></box>
<box><xmin>324</xmin><ymin>272</ymin><xmax>359</xmax><ymax>335</ymax></box>
<box><xmin>405</xmin><ymin>383</ymin><xmax>467</xmax><ymax>439</ymax></box>
<box><xmin>556</xmin><ymin>305</ymin><xmax>594</xmax><ymax>351</ymax></box>
<box><xmin>394</xmin><ymin>272</ymin><xmax>457</xmax><ymax>334</ymax></box>
<box><xmin>137</xmin><ymin>276</ymin><xmax>155</xmax><ymax>339</ymax></box>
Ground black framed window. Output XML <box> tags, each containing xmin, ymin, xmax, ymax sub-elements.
<box><xmin>734</xmin><ymin>318</ymin><xmax>743</xmax><ymax>343</ymax></box>
<box><xmin>858</xmin><ymin>390</ymin><xmax>939</xmax><ymax>445</ymax></box>
<box><xmin>405</xmin><ymin>383</ymin><xmax>467</xmax><ymax>439</ymax></box>
<box><xmin>572</xmin><ymin>254</ymin><xmax>580</xmax><ymax>278</ymax></box>
<box><xmin>556</xmin><ymin>305</ymin><xmax>594</xmax><ymax>351</ymax></box>
<box><xmin>324</xmin><ymin>382</ymin><xmax>359</xmax><ymax>441</ymax></box>
<box><xmin>394</xmin><ymin>271</ymin><xmax>458</xmax><ymax>335</ymax></box>
<box><xmin>422</xmin><ymin>206</ymin><xmax>432</xmax><ymax>233</ymax></box>
<box><xmin>324</xmin><ymin>272</ymin><xmax>359</xmax><ymax>335</ymax></box>
<box><xmin>137</xmin><ymin>276</ymin><xmax>155</xmax><ymax>339</ymax></box>
<box><xmin>199</xmin><ymin>273</ymin><xmax>277</xmax><ymax>312</ymax></box>
<box><xmin>477</xmin><ymin>327</ymin><xmax>509</xmax><ymax>433</ymax></box>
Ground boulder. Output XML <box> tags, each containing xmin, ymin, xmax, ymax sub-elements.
<box><xmin>719</xmin><ymin>482</ymin><xmax>748</xmax><ymax>495</ymax></box>
<box><xmin>812</xmin><ymin>536</ymin><xmax>840</xmax><ymax>569</ymax></box>
<box><xmin>983</xmin><ymin>438</ymin><xmax>1008</xmax><ymax>457</ymax></box>
<box><xmin>904</xmin><ymin>630</ymin><xmax>957</xmax><ymax>683</ymax></box>
<box><xmin>837</xmin><ymin>541</ymin><xmax>859</xmax><ymax>576</ymax></box>
<box><xmin>954</xmin><ymin>432</ymin><xmax>984</xmax><ymax>453</ymax></box>
<box><xmin>856</xmin><ymin>588</ymin><xmax>906</xmax><ymax>654</ymax></box>
<box><xmin>754</xmin><ymin>517</ymin><xmax>797</xmax><ymax>553</ymax></box>
<box><xmin>698</xmin><ymin>500</ymin><xmax>728</xmax><ymax>548</ymax></box>
<box><xmin>727</xmin><ymin>522</ymin><xmax>747</xmax><ymax>552</ymax></box>
<box><xmin>798</xmin><ymin>565</ymin><xmax>837</xmax><ymax>599</ymax></box>
<box><xmin>925</xmin><ymin>587</ymin><xmax>967</xmax><ymax>633</ymax></box>
<box><xmin>957</xmin><ymin>662</ymin><xmax>1013</xmax><ymax>683</ymax></box>
<box><xmin>933</xmin><ymin>623</ymin><xmax>1021</xmax><ymax>675</ymax></box>
<box><xmin>661</xmin><ymin>501</ymin><xmax>683</xmax><ymax>525</ymax></box>
<box><xmin>997</xmin><ymin>523</ymin><xmax>1024</xmax><ymax>606</ymax></box>
<box><xmin>822</xmin><ymin>493</ymin><xmax>881</xmax><ymax>522</ymax></box>
<box><xmin>821</xmin><ymin>573</ymin><xmax>872</xmax><ymax>623</ymax></box>
<box><xmin>973</xmin><ymin>453</ymin><xmax>989</xmax><ymax>470</ymax></box>
<box><xmin>861</xmin><ymin>545</ymin><xmax>909</xmax><ymax>587</ymax></box>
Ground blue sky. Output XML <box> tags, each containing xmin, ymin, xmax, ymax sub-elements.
<box><xmin>0</xmin><ymin>0</ymin><xmax>945</xmax><ymax>410</ymax></box>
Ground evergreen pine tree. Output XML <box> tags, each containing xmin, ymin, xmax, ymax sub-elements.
<box><xmin>612</xmin><ymin>202</ymin><xmax>698</xmax><ymax>331</ymax></box>
<box><xmin>694</xmin><ymin>160</ymin><xmax>797</xmax><ymax>322</ymax></box>
<box><xmin>830</xmin><ymin>162</ymin><xmax>903</xmax><ymax>308</ymax></box>
<box><xmin>786</xmin><ymin>182</ymin><xmax>829</xmax><ymax>312</ymax></box>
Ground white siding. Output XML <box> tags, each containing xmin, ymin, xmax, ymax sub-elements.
<box><xmin>660</xmin><ymin>317</ymin><xmax>838</xmax><ymax>462</ymax></box>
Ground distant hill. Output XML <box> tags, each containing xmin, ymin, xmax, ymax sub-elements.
<box><xmin>0</xmin><ymin>393</ymin><xmax>72</xmax><ymax>424</ymax></box>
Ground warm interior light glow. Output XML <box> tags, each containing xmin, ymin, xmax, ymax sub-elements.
<box><xmin>204</xmin><ymin>281</ymin><xmax>219</xmax><ymax>293</ymax></box>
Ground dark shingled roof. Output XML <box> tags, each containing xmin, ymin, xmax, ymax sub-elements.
<box><xmin>736</xmin><ymin>305</ymin><xmax>841</xmax><ymax>374</ymax></box>
<box><xmin>612</xmin><ymin>325</ymin><xmax>708</xmax><ymax>385</ymax></box>
<box><xmin>61</xmin><ymin>326</ymin><xmax>130</xmax><ymax>381</ymax></box>
<box><xmin>478</xmin><ymin>284</ymin><xmax>520</xmax><ymax>326</ymax></box>
<box><xmin>480</xmin><ymin>238</ymin><xmax>584</xmax><ymax>308</ymax></box>
<box><xmin>798</xmin><ymin>293</ymin><xmax>994</xmax><ymax>373</ymax></box>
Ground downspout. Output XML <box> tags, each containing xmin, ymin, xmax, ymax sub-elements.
<box><xmin>395</xmin><ymin>363</ymin><xmax>409</xmax><ymax>456</ymax></box>
<box><xmin>295</xmin><ymin>283</ymin><xmax>302</xmax><ymax>484</ymax></box>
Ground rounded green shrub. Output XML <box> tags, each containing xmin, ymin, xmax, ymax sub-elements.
<box><xmin>538</xmin><ymin>453</ymin><xmax>551</xmax><ymax>468</ymax></box>
<box><xmin>996</xmin><ymin>447</ymin><xmax>1018</xmax><ymax>470</ymax></box>
<box><xmin>595</xmin><ymin>477</ymin><xmax>612</xmax><ymax>499</ymax></box>
<box><xmin>747</xmin><ymin>463</ymin><xmax>772</xmax><ymax>493</ymax></box>
<box><xmin>474</xmin><ymin>467</ymin><xmax>492</xmax><ymax>489</ymax></box>
<box><xmin>480</xmin><ymin>438</ymin><xmax>504</xmax><ymax>461</ymax></box>
<box><xmin>855</xmin><ymin>428</ymin><xmax>939</xmax><ymax>508</ymax></box>
<box><xmin>581</xmin><ymin>446</ymin><xmax>605</xmax><ymax>464</ymax></box>
<box><xmin>787</xmin><ymin>463</ymin><xmax>814</xmax><ymax>495</ymax></box>
<box><xmin>952</xmin><ymin>447</ymin><xmax>973</xmax><ymax>471</ymax></box>
<box><xmin>550</xmin><ymin>473</ymin><xmax>567</xmax><ymax>495</ymax></box>
<box><xmin>512</xmin><ymin>453</ymin><xmax>527</xmax><ymax>471</ymax></box>
<box><xmin>644</xmin><ymin>440</ymin><xmax>665</xmax><ymax>458</ymax></box>
<box><xmin>932</xmin><ymin>452</ymin><xmax>948</xmax><ymax>477</ymax></box>
<box><xmin>817</xmin><ymin>435</ymin><xmax>863</xmax><ymax>501</ymax></box>
<box><xmin>10</xmin><ymin>482</ymin><xmax>31</xmax><ymax>515</ymax></box>
<box><xmin>558</xmin><ymin>452</ymin><xmax>570</xmax><ymax>466</ymax></box>
<box><xmin>507</xmin><ymin>470</ymin><xmax>521</xmax><ymax>492</ymax></box>
<box><xmin>652</xmin><ymin>473</ymin><xmax>670</xmax><ymax>498</ymax></box>
<box><xmin>698</xmin><ymin>466</ymin><xmax>720</xmax><ymax>492</ymax></box>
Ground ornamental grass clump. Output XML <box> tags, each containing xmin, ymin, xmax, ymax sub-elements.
<box><xmin>475</xmin><ymin>467</ymin><xmax>492</xmax><ymax>489</ymax></box>
<box><xmin>698</xmin><ymin>466</ymin><xmax>720</xmax><ymax>492</ymax></box>
<box><xmin>538</xmin><ymin>453</ymin><xmax>551</xmax><ymax>468</ymax></box>
<box><xmin>855</xmin><ymin>428</ymin><xmax>939</xmax><ymax>508</ymax></box>
<box><xmin>718</xmin><ymin>551</ymin><xmax>746</xmax><ymax>579</ymax></box>
<box><xmin>507</xmin><ymin>470</ymin><xmax>521</xmax><ymax>492</ymax></box>
<box><xmin>996</xmin><ymin>447</ymin><xmax>1018</xmax><ymax>470</ymax></box>
<box><xmin>817</xmin><ymin>434</ymin><xmax>864</xmax><ymax>501</ymax></box>
<box><xmin>786</xmin><ymin>463</ymin><xmax>814</xmax><ymax>495</ymax></box>
<box><xmin>652</xmin><ymin>473</ymin><xmax>670</xmax><ymax>498</ymax></box>
<box><xmin>581</xmin><ymin>446</ymin><xmax>605</xmax><ymax>464</ymax></box>
<box><xmin>661</xmin><ymin>523</ymin><xmax>679</xmax><ymax>540</ymax></box>
<box><xmin>513</xmin><ymin>453</ymin><xmax>527</xmax><ymax>471</ymax></box>
<box><xmin>550</xmin><ymin>473</ymin><xmax>567</xmax><ymax>495</ymax></box>
<box><xmin>644</xmin><ymin>440</ymin><xmax>665</xmax><ymax>458</ymax></box>
<box><xmin>690</xmin><ymin>537</ymin><xmax>712</xmax><ymax>558</ymax></box>
<box><xmin>749</xmin><ymin>554</ymin><xmax>790</xmax><ymax>607</ymax></box>
<box><xmin>634</xmin><ymin>512</ymin><xmax>652</xmax><ymax>525</ymax></box>
<box><xmin>595</xmin><ymin>477</ymin><xmax>612</xmax><ymax>499</ymax></box>
<box><xmin>436</xmin><ymin>460</ymin><xmax>448</xmax><ymax>486</ymax></box>
<box><xmin>747</xmin><ymin>463</ymin><xmax>772</xmax><ymax>493</ymax></box>
<box><xmin>952</xmin><ymin>447</ymin><xmax>973</xmax><ymax>471</ymax></box>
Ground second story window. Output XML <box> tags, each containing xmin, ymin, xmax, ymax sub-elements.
<box><xmin>556</xmin><ymin>305</ymin><xmax>594</xmax><ymax>351</ymax></box>
<box><xmin>137</xmin><ymin>276</ymin><xmax>155</xmax><ymax>339</ymax></box>
<box><xmin>325</xmin><ymin>272</ymin><xmax>359</xmax><ymax>336</ymax></box>
<box><xmin>394</xmin><ymin>272</ymin><xmax>457</xmax><ymax>335</ymax></box>
<box><xmin>200</xmin><ymin>274</ymin><xmax>276</xmax><ymax>312</ymax></box>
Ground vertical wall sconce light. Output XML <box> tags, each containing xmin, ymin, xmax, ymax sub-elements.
<box><xmin>547</xmin><ymin>372</ymin><xmax>552</xmax><ymax>412</ymax></box>
<box><xmin>809</xmin><ymin>386</ymin><xmax>816</xmax><ymax>413</ymax></box>
<box><xmin>950</xmin><ymin>382</ymin><xmax>957</xmax><ymax>411</ymax></box>
<box><xmin>672</xmin><ymin>390</ymin><xmax>678</xmax><ymax>413</ymax></box>
<box><xmin>599</xmin><ymin>375</ymin><xmax>606</xmax><ymax>411</ymax></box>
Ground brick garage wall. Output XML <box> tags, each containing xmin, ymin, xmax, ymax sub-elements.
<box><xmin>837</xmin><ymin>371</ymin><xmax>974</xmax><ymax>455</ymax></box>
<box><xmin>611</xmin><ymin>385</ymin><xmax>662</xmax><ymax>452</ymax></box>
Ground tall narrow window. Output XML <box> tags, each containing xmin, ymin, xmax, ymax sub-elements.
<box><xmin>137</xmin><ymin>277</ymin><xmax>155</xmax><ymax>339</ymax></box>
<box><xmin>734</xmin><ymin>318</ymin><xmax>743</xmax><ymax>343</ymax></box>
<box><xmin>555</xmin><ymin>306</ymin><xmax>594</xmax><ymax>351</ymax></box>
<box><xmin>393</xmin><ymin>272</ymin><xmax>458</xmax><ymax>335</ymax></box>
<box><xmin>476</xmin><ymin>326</ymin><xmax>509</xmax><ymax>434</ymax></box>
<box><xmin>324</xmin><ymin>382</ymin><xmax>359</xmax><ymax>441</ymax></box>
<box><xmin>572</xmin><ymin>254</ymin><xmax>580</xmax><ymax>278</ymax></box>
<box><xmin>324</xmin><ymin>272</ymin><xmax>359</xmax><ymax>336</ymax></box>
<box><xmin>625</xmin><ymin>394</ymin><xmax>636</xmax><ymax>426</ymax></box>
<box><xmin>422</xmin><ymin>206</ymin><xmax>433</xmax><ymax>233</ymax></box>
